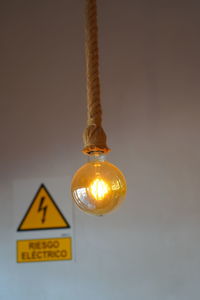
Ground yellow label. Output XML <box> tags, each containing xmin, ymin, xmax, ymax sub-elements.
<box><xmin>17</xmin><ymin>184</ymin><xmax>70</xmax><ymax>231</ymax></box>
<box><xmin>17</xmin><ymin>237</ymin><xmax>72</xmax><ymax>263</ymax></box>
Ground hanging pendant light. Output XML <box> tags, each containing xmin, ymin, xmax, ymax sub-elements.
<box><xmin>71</xmin><ymin>0</ymin><xmax>127</xmax><ymax>216</ymax></box>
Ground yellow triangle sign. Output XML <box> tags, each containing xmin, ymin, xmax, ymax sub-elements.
<box><xmin>17</xmin><ymin>184</ymin><xmax>70</xmax><ymax>231</ymax></box>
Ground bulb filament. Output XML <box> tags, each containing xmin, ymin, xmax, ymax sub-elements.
<box><xmin>89</xmin><ymin>178</ymin><xmax>109</xmax><ymax>201</ymax></box>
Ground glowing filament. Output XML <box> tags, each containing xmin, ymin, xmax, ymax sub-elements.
<box><xmin>89</xmin><ymin>178</ymin><xmax>109</xmax><ymax>200</ymax></box>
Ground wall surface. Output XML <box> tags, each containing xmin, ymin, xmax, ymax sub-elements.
<box><xmin>1</xmin><ymin>0</ymin><xmax>200</xmax><ymax>299</ymax></box>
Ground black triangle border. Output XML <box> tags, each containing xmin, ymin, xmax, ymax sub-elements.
<box><xmin>17</xmin><ymin>183</ymin><xmax>70</xmax><ymax>231</ymax></box>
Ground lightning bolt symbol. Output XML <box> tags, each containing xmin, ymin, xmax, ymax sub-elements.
<box><xmin>38</xmin><ymin>196</ymin><xmax>47</xmax><ymax>223</ymax></box>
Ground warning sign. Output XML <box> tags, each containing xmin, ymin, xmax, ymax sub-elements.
<box><xmin>17</xmin><ymin>237</ymin><xmax>72</xmax><ymax>263</ymax></box>
<box><xmin>17</xmin><ymin>184</ymin><xmax>70</xmax><ymax>231</ymax></box>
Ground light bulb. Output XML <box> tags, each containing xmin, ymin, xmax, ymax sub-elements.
<box><xmin>71</xmin><ymin>152</ymin><xmax>127</xmax><ymax>215</ymax></box>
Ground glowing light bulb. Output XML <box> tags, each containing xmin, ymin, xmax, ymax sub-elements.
<box><xmin>71</xmin><ymin>152</ymin><xmax>127</xmax><ymax>215</ymax></box>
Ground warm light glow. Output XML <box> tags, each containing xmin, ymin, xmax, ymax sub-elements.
<box><xmin>89</xmin><ymin>178</ymin><xmax>109</xmax><ymax>201</ymax></box>
<box><xmin>71</xmin><ymin>153</ymin><xmax>126</xmax><ymax>215</ymax></box>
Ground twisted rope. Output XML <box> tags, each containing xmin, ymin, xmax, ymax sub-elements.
<box><xmin>83</xmin><ymin>0</ymin><xmax>110</xmax><ymax>155</ymax></box>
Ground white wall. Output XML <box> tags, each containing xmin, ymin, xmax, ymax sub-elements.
<box><xmin>1</xmin><ymin>0</ymin><xmax>200</xmax><ymax>299</ymax></box>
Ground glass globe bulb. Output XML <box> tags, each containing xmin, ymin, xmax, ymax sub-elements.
<box><xmin>71</xmin><ymin>152</ymin><xmax>127</xmax><ymax>215</ymax></box>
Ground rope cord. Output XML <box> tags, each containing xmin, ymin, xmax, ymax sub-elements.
<box><xmin>82</xmin><ymin>0</ymin><xmax>110</xmax><ymax>155</ymax></box>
